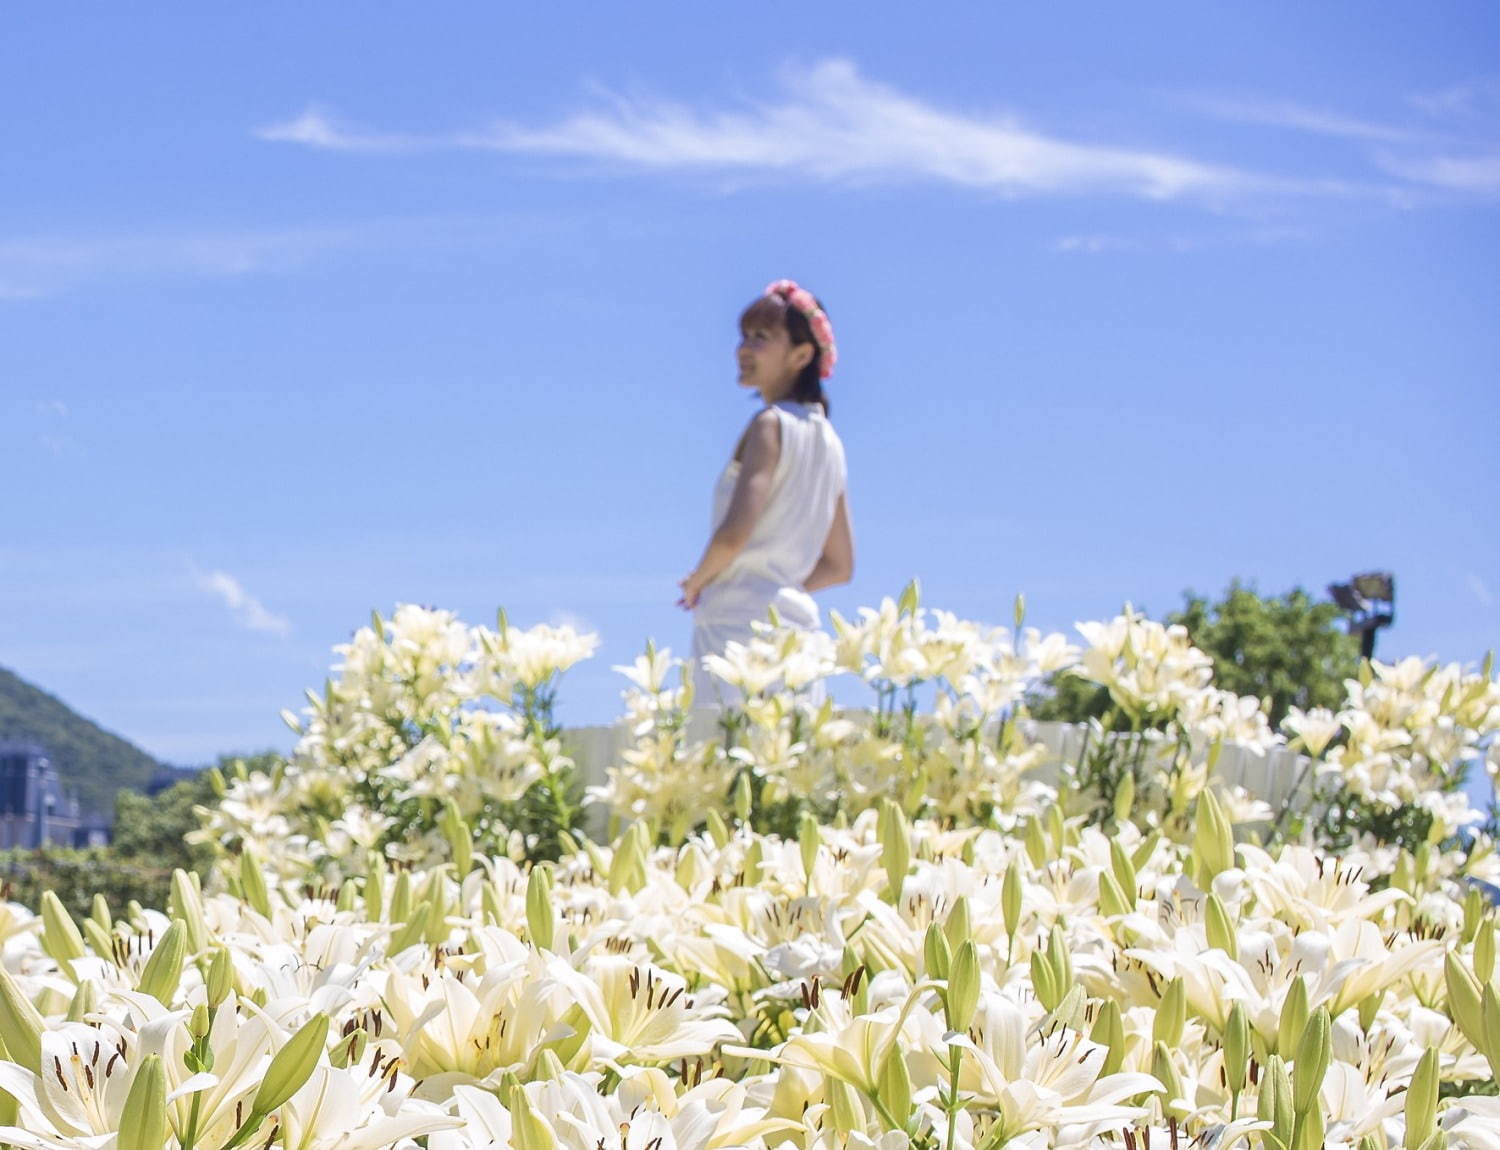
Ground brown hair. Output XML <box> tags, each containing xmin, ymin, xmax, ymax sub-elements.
<box><xmin>739</xmin><ymin>294</ymin><xmax>831</xmax><ymax>416</ymax></box>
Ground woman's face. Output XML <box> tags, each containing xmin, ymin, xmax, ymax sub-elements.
<box><xmin>737</xmin><ymin>318</ymin><xmax>812</xmax><ymax>397</ymax></box>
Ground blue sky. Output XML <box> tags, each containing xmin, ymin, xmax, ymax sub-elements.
<box><xmin>3</xmin><ymin>6</ymin><xmax>1497</xmax><ymax>787</ymax></box>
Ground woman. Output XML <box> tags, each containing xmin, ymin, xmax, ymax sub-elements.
<box><xmin>677</xmin><ymin>279</ymin><xmax>854</xmax><ymax>706</ymax></box>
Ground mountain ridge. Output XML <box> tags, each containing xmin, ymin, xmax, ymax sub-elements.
<box><xmin>0</xmin><ymin>666</ymin><xmax>162</xmax><ymax>817</ymax></box>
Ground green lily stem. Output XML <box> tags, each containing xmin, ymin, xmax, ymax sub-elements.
<box><xmin>1267</xmin><ymin>756</ymin><xmax>1318</xmax><ymax>844</ymax></box>
<box><xmin>945</xmin><ymin>1043</ymin><xmax>964</xmax><ymax>1150</ymax></box>
<box><xmin>180</xmin><ymin>1089</ymin><xmax>204</xmax><ymax>1150</ymax></box>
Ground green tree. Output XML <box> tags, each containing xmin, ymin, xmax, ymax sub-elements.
<box><xmin>111</xmin><ymin>751</ymin><xmax>282</xmax><ymax>875</ymax></box>
<box><xmin>1029</xmin><ymin>581</ymin><xmax>1359</xmax><ymax>731</ymax></box>
<box><xmin>1169</xmin><ymin>582</ymin><xmax>1358</xmax><ymax>729</ymax></box>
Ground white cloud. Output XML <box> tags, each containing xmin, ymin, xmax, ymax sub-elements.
<box><xmin>1053</xmin><ymin>234</ymin><xmax>1140</xmax><ymax>255</ymax></box>
<box><xmin>195</xmin><ymin>570</ymin><xmax>292</xmax><ymax>636</ymax></box>
<box><xmin>260</xmin><ymin>60</ymin><xmax>1336</xmax><ymax>206</ymax></box>
<box><xmin>0</xmin><ymin>216</ymin><xmax>505</xmax><ymax>300</ymax></box>
<box><xmin>1189</xmin><ymin>96</ymin><xmax>1418</xmax><ymax>143</ymax></box>
<box><xmin>1374</xmin><ymin>151</ymin><xmax>1500</xmax><ymax>193</ymax></box>
<box><xmin>36</xmin><ymin>400</ymin><xmax>68</xmax><ymax>417</ymax></box>
<box><xmin>1470</xmin><ymin>573</ymin><xmax>1494</xmax><ymax>608</ymax></box>
<box><xmin>1408</xmin><ymin>79</ymin><xmax>1500</xmax><ymax>120</ymax></box>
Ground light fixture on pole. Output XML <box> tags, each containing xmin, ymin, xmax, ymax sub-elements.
<box><xmin>1327</xmin><ymin>571</ymin><xmax>1395</xmax><ymax>659</ymax></box>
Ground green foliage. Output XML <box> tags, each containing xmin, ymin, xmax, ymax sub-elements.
<box><xmin>1169</xmin><ymin>581</ymin><xmax>1359</xmax><ymax>729</ymax></box>
<box><xmin>0</xmin><ymin>665</ymin><xmax>161</xmax><ymax>814</ymax></box>
<box><xmin>111</xmin><ymin>768</ymin><xmax>225</xmax><ymax>876</ymax></box>
<box><xmin>0</xmin><ymin>848</ymin><xmax>173</xmax><ymax>923</ymax></box>
<box><xmin>1028</xmin><ymin>581</ymin><xmax>1360</xmax><ymax>731</ymax></box>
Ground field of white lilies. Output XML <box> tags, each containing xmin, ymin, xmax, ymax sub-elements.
<box><xmin>2</xmin><ymin>590</ymin><xmax>1499</xmax><ymax>1149</ymax></box>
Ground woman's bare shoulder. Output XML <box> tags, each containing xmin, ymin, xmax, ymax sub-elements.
<box><xmin>733</xmin><ymin>407</ymin><xmax>783</xmax><ymax>461</ymax></box>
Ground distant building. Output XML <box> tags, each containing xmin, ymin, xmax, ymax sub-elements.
<box><xmin>0</xmin><ymin>741</ymin><xmax>86</xmax><ymax>848</ymax></box>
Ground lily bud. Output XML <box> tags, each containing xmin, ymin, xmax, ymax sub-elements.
<box><xmin>138</xmin><ymin>919</ymin><xmax>187</xmax><ymax>1005</ymax></box>
<box><xmin>117</xmin><ymin>1053</ymin><xmax>168</xmax><ymax>1150</ymax></box>
<box><xmin>481</xmin><ymin>881</ymin><xmax>505</xmax><ymax>929</ymax></box>
<box><xmin>1403</xmin><ymin>1047</ymin><xmax>1439</xmax><ymax>1150</ymax></box>
<box><xmin>924</xmin><ymin>923</ymin><xmax>952</xmax><ymax>980</ymax></box>
<box><xmin>252</xmin><ymin>1012</ymin><xmax>329</xmax><ymax>1116</ymax></box>
<box><xmin>828</xmin><ymin>1079</ymin><xmax>863</xmax><ymax>1134</ymax></box>
<box><xmin>1291</xmin><ymin>1007</ymin><xmax>1330</xmax><ymax>1115</ymax></box>
<box><xmin>947</xmin><ymin>940</ymin><xmax>980</xmax><ymax>1032</ymax></box>
<box><xmin>330</xmin><ymin>1027</ymin><xmax>368</xmax><ymax>1069</ymax></box>
<box><xmin>1277</xmin><ymin>976</ymin><xmax>1309</xmax><ymax>1057</ymax></box>
<box><xmin>1023</xmin><ymin>818</ymin><xmax>1048</xmax><ymax>868</ymax></box>
<box><xmin>1259</xmin><ymin>1055</ymin><xmax>1295</xmax><ymax>1150</ymax></box>
<box><xmin>421</xmin><ymin>875</ymin><xmax>451</xmax><ymax>945</ymax></box>
<box><xmin>1132</xmin><ymin>831</ymin><xmax>1160</xmax><ymax>871</ymax></box>
<box><xmin>1206</xmin><ymin>893</ymin><xmax>1236</xmax><ymax>956</ymax></box>
<box><xmin>1193</xmin><ymin>788</ymin><xmax>1235</xmax><ymax>882</ymax></box>
<box><xmin>877</xmin><ymin>1045</ymin><xmax>912</xmax><ymax>1125</ymax></box>
<box><xmin>1154</xmin><ymin>977</ymin><xmax>1187</xmax><ymax>1047</ymax></box>
<box><xmin>82</xmin><ymin>918</ymin><xmax>114</xmax><ymax>959</ymax></box>
<box><xmin>509</xmin><ymin>1081</ymin><xmax>558</xmax><ymax>1150</ymax></box>
<box><xmin>1152</xmin><ymin>1041</ymin><xmax>1186</xmax><ymax>1116</ymax></box>
<box><xmin>40</xmin><ymin>891</ymin><xmax>86</xmax><ymax>966</ymax></box>
<box><xmin>527</xmin><ymin>865</ymin><xmax>555</xmax><ymax>951</ymax></box>
<box><xmin>1358</xmin><ymin>990</ymin><xmax>1384</xmax><ymax>1033</ymax></box>
<box><xmin>440</xmin><ymin>797</ymin><xmax>474</xmax><ymax>877</ymax></box>
<box><xmin>732</xmin><ymin>772</ymin><xmax>753</xmax><ymax>823</ymax></box>
<box><xmin>1113</xmin><ymin>771</ymin><xmax>1135</xmax><ymax>824</ymax></box>
<box><xmin>364</xmin><ymin>853</ymin><xmax>387</xmax><ymax>920</ymax></box>
<box><xmin>1002</xmin><ymin>862</ymin><xmax>1023</xmax><ymax>937</ymax></box>
<box><xmin>388</xmin><ymin>870</ymin><xmax>413</xmax><ymax>925</ymax></box>
<box><xmin>944</xmin><ymin>896</ymin><xmax>972</xmax><ymax>951</ymax></box>
<box><xmin>535</xmin><ymin>1049</ymin><xmax>566</xmax><ymax>1081</ymax></box>
<box><xmin>1482</xmin><ymin>984</ymin><xmax>1500</xmax><ymax>1079</ymax></box>
<box><xmin>1109</xmin><ymin>839</ymin><xmax>1137</xmax><ymax>903</ymax></box>
<box><xmin>66</xmin><ymin>979</ymin><xmax>100</xmax><ymax>1024</ymax></box>
<box><xmin>1092</xmin><ymin>998</ymin><xmax>1126</xmax><ymax>1077</ymax></box>
<box><xmin>169</xmin><ymin>870</ymin><xmax>208</xmax><ymax>955</ymax></box>
<box><xmin>90</xmin><ymin>894</ymin><xmax>112</xmax><ymax>931</ymax></box>
<box><xmin>898</xmin><ymin>578</ymin><xmax>921</xmax><ymax>617</ymax></box>
<box><xmin>1030</xmin><ymin>950</ymin><xmax>1059</xmax><ymax>1012</ymax></box>
<box><xmin>1224</xmin><ymin>1002</ymin><xmax>1249</xmax><ymax>1095</ymax></box>
<box><xmin>206</xmin><ymin>947</ymin><xmax>234</xmax><ymax>1008</ymax></box>
<box><xmin>1476</xmin><ymin>920</ymin><xmax>1496</xmax><ymax>984</ymax></box>
<box><xmin>1098</xmin><ymin>871</ymin><xmax>1130</xmax><ymax>919</ymax></box>
<box><xmin>190</xmin><ymin>1002</ymin><xmax>212</xmax><ymax>1040</ymax></box>
<box><xmin>1046</xmin><ymin>927</ymin><xmax>1073</xmax><ymax>993</ymax></box>
<box><xmin>878</xmin><ymin>799</ymin><xmax>911</xmax><ymax>903</ymax></box>
<box><xmin>1043</xmin><ymin>803</ymin><xmax>1065</xmax><ymax>856</ymax></box>
<box><xmin>1444</xmin><ymin>953</ymin><xmax>1486</xmax><ymax>1053</ymax></box>
<box><xmin>798</xmin><ymin>811</ymin><xmax>820</xmax><ymax>882</ymax></box>
<box><xmin>1462</xmin><ymin>889</ymin><xmax>1484</xmax><ymax>943</ymax></box>
<box><xmin>335</xmin><ymin>879</ymin><xmax>358</xmax><ymax>913</ymax></box>
<box><xmin>704</xmin><ymin>809</ymin><xmax>730</xmax><ymax>848</ymax></box>
<box><xmin>742</xmin><ymin>838</ymin><xmax>764</xmax><ymax>885</ymax></box>
<box><xmin>239</xmin><ymin>848</ymin><xmax>272</xmax><ymax>918</ymax></box>
<box><xmin>1391</xmin><ymin>852</ymin><xmax>1414</xmax><ymax>894</ymax></box>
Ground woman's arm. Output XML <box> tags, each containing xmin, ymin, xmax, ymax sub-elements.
<box><xmin>678</xmin><ymin>410</ymin><xmax>782</xmax><ymax>609</ymax></box>
<box><xmin>803</xmin><ymin>491</ymin><xmax>854</xmax><ymax>592</ymax></box>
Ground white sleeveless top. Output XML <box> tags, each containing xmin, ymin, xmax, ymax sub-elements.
<box><xmin>694</xmin><ymin>401</ymin><xmax>847</xmax><ymax>630</ymax></box>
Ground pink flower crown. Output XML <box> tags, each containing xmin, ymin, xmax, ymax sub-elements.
<box><xmin>765</xmin><ymin>279</ymin><xmax>837</xmax><ymax>381</ymax></box>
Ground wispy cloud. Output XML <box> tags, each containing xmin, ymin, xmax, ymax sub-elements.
<box><xmin>0</xmin><ymin>216</ymin><xmax>506</xmax><ymax>300</ymax></box>
<box><xmin>1408</xmin><ymin>79</ymin><xmax>1500</xmax><ymax>120</ymax></box>
<box><xmin>1189</xmin><ymin>96</ymin><xmax>1418</xmax><ymax>143</ymax></box>
<box><xmin>1470</xmin><ymin>573</ymin><xmax>1494</xmax><ymax>609</ymax></box>
<box><xmin>1374</xmin><ymin>150</ymin><xmax>1500</xmax><ymax>193</ymax></box>
<box><xmin>1053</xmin><ymin>234</ymin><xmax>1141</xmax><ymax>255</ymax></box>
<box><xmin>36</xmin><ymin>399</ymin><xmax>69</xmax><ymax>417</ymax></box>
<box><xmin>260</xmin><ymin>60</ymin><xmax>1348</xmax><ymax>207</ymax></box>
<box><xmin>195</xmin><ymin>570</ymin><xmax>292</xmax><ymax>636</ymax></box>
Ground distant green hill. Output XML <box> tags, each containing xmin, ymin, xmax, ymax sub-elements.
<box><xmin>0</xmin><ymin>666</ymin><xmax>161</xmax><ymax>816</ymax></box>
